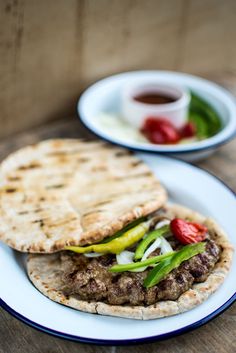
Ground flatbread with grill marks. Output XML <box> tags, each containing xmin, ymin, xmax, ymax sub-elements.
<box><xmin>0</xmin><ymin>139</ymin><xmax>167</xmax><ymax>253</ymax></box>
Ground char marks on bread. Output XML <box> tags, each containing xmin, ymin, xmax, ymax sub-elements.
<box><xmin>0</xmin><ymin>139</ymin><xmax>167</xmax><ymax>253</ymax></box>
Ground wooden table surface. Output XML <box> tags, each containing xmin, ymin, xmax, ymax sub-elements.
<box><xmin>0</xmin><ymin>117</ymin><xmax>235</xmax><ymax>353</ymax></box>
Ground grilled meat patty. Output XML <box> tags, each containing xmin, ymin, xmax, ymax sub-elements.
<box><xmin>61</xmin><ymin>239</ymin><xmax>221</xmax><ymax>306</ymax></box>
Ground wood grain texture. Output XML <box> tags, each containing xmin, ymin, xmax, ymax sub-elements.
<box><xmin>0</xmin><ymin>115</ymin><xmax>235</xmax><ymax>353</ymax></box>
<box><xmin>1</xmin><ymin>0</ymin><xmax>236</xmax><ymax>138</ymax></box>
<box><xmin>179</xmin><ymin>0</ymin><xmax>236</xmax><ymax>73</ymax></box>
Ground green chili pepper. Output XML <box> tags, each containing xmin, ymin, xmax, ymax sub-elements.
<box><xmin>189</xmin><ymin>92</ymin><xmax>222</xmax><ymax>137</ymax></box>
<box><xmin>65</xmin><ymin>221</ymin><xmax>150</xmax><ymax>255</ymax></box>
<box><xmin>134</xmin><ymin>225</ymin><xmax>170</xmax><ymax>260</ymax></box>
<box><xmin>143</xmin><ymin>242</ymin><xmax>206</xmax><ymax>288</ymax></box>
<box><xmin>189</xmin><ymin>111</ymin><xmax>209</xmax><ymax>139</ymax></box>
<box><xmin>109</xmin><ymin>251</ymin><xmax>175</xmax><ymax>272</ymax></box>
<box><xmin>191</xmin><ymin>93</ymin><xmax>221</xmax><ymax>130</ymax></box>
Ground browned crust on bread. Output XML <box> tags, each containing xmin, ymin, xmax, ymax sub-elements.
<box><xmin>0</xmin><ymin>139</ymin><xmax>167</xmax><ymax>253</ymax></box>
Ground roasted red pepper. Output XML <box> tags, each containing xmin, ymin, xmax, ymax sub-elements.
<box><xmin>141</xmin><ymin>117</ymin><xmax>181</xmax><ymax>144</ymax></box>
<box><xmin>170</xmin><ymin>218</ymin><xmax>207</xmax><ymax>244</ymax></box>
<box><xmin>180</xmin><ymin>122</ymin><xmax>196</xmax><ymax>138</ymax></box>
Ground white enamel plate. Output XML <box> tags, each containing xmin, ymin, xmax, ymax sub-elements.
<box><xmin>0</xmin><ymin>155</ymin><xmax>235</xmax><ymax>345</ymax></box>
<box><xmin>78</xmin><ymin>71</ymin><xmax>236</xmax><ymax>162</ymax></box>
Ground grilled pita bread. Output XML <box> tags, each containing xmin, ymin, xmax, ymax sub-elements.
<box><xmin>27</xmin><ymin>204</ymin><xmax>233</xmax><ymax>320</ymax></box>
<box><xmin>0</xmin><ymin>139</ymin><xmax>167</xmax><ymax>253</ymax></box>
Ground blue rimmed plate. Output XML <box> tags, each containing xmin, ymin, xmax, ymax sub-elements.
<box><xmin>0</xmin><ymin>155</ymin><xmax>235</xmax><ymax>345</ymax></box>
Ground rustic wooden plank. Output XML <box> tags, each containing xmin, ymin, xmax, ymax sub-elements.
<box><xmin>0</xmin><ymin>0</ymin><xmax>84</xmax><ymax>138</ymax></box>
<box><xmin>1</xmin><ymin>0</ymin><xmax>236</xmax><ymax>139</ymax></box>
<box><xmin>179</xmin><ymin>0</ymin><xmax>236</xmax><ymax>74</ymax></box>
<box><xmin>0</xmin><ymin>306</ymin><xmax>110</xmax><ymax>353</ymax></box>
<box><xmin>118</xmin><ymin>300</ymin><xmax>236</xmax><ymax>353</ymax></box>
<box><xmin>81</xmin><ymin>0</ymin><xmax>184</xmax><ymax>83</ymax></box>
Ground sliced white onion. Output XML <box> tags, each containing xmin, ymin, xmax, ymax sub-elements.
<box><xmin>116</xmin><ymin>250</ymin><xmax>134</xmax><ymax>264</ymax></box>
<box><xmin>160</xmin><ymin>237</ymin><xmax>173</xmax><ymax>254</ymax></box>
<box><xmin>141</xmin><ymin>237</ymin><xmax>162</xmax><ymax>261</ymax></box>
<box><xmin>116</xmin><ymin>250</ymin><xmax>147</xmax><ymax>272</ymax></box>
<box><xmin>155</xmin><ymin>219</ymin><xmax>172</xmax><ymax>238</ymax></box>
<box><xmin>84</xmin><ymin>252</ymin><xmax>105</xmax><ymax>258</ymax></box>
<box><xmin>141</xmin><ymin>236</ymin><xmax>173</xmax><ymax>260</ymax></box>
<box><xmin>155</xmin><ymin>219</ymin><xmax>170</xmax><ymax>229</ymax></box>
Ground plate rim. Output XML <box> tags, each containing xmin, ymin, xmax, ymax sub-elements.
<box><xmin>0</xmin><ymin>157</ymin><xmax>235</xmax><ymax>345</ymax></box>
<box><xmin>78</xmin><ymin>70</ymin><xmax>236</xmax><ymax>154</ymax></box>
<box><xmin>1</xmin><ymin>294</ymin><xmax>236</xmax><ymax>346</ymax></box>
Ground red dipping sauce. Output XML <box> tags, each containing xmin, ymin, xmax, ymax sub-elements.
<box><xmin>133</xmin><ymin>92</ymin><xmax>177</xmax><ymax>105</ymax></box>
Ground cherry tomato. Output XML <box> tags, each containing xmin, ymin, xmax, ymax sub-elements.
<box><xmin>170</xmin><ymin>218</ymin><xmax>207</xmax><ymax>245</ymax></box>
<box><xmin>141</xmin><ymin>117</ymin><xmax>181</xmax><ymax>144</ymax></box>
<box><xmin>180</xmin><ymin>122</ymin><xmax>196</xmax><ymax>138</ymax></box>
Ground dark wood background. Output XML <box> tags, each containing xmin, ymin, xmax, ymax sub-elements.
<box><xmin>1</xmin><ymin>0</ymin><xmax>236</xmax><ymax>138</ymax></box>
